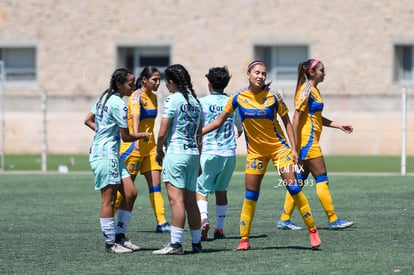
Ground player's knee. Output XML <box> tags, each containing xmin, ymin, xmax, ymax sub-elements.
<box><xmin>286</xmin><ymin>182</ymin><xmax>302</xmax><ymax>195</ymax></box>
<box><xmin>314</xmin><ymin>173</ymin><xmax>328</xmax><ymax>184</ymax></box>
<box><xmin>245</xmin><ymin>189</ymin><xmax>259</xmax><ymax>201</ymax></box>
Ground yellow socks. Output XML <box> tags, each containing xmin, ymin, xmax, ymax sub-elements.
<box><xmin>315</xmin><ymin>175</ymin><xmax>337</xmax><ymax>223</ymax></box>
<box><xmin>280</xmin><ymin>191</ymin><xmax>295</xmax><ymax>221</ymax></box>
<box><xmin>240</xmin><ymin>190</ymin><xmax>259</xmax><ymax>238</ymax></box>
<box><xmin>286</xmin><ymin>182</ymin><xmax>315</xmax><ymax>229</ymax></box>
<box><xmin>149</xmin><ymin>186</ymin><xmax>166</xmax><ymax>225</ymax></box>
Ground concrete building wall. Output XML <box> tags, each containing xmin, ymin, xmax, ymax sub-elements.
<box><xmin>0</xmin><ymin>0</ymin><xmax>413</xmax><ymax>155</ymax></box>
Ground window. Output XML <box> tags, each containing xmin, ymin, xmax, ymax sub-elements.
<box><xmin>394</xmin><ymin>45</ymin><xmax>414</xmax><ymax>83</ymax></box>
<box><xmin>0</xmin><ymin>47</ymin><xmax>36</xmax><ymax>82</ymax></box>
<box><xmin>117</xmin><ymin>47</ymin><xmax>170</xmax><ymax>79</ymax></box>
<box><xmin>254</xmin><ymin>45</ymin><xmax>308</xmax><ymax>82</ymax></box>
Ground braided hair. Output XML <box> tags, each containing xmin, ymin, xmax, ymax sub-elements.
<box><xmin>98</xmin><ymin>68</ymin><xmax>132</xmax><ymax>114</ymax></box>
<box><xmin>164</xmin><ymin>64</ymin><xmax>199</xmax><ymax>104</ymax></box>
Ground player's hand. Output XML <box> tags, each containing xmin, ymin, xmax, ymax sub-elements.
<box><xmin>141</xmin><ymin>132</ymin><xmax>150</xmax><ymax>142</ymax></box>
<box><xmin>340</xmin><ymin>124</ymin><xmax>353</xmax><ymax>134</ymax></box>
<box><xmin>291</xmin><ymin>149</ymin><xmax>299</xmax><ymax>165</ymax></box>
<box><xmin>156</xmin><ymin>151</ymin><xmax>164</xmax><ymax>166</ymax></box>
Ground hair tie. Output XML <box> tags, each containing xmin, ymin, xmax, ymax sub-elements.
<box><xmin>307</xmin><ymin>59</ymin><xmax>319</xmax><ymax>73</ymax></box>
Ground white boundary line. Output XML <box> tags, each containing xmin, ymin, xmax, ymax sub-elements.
<box><xmin>2</xmin><ymin>171</ymin><xmax>413</xmax><ymax>176</ymax></box>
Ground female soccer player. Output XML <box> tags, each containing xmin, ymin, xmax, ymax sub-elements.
<box><xmin>196</xmin><ymin>66</ymin><xmax>243</xmax><ymax>241</ymax></box>
<box><xmin>118</xmin><ymin>66</ymin><xmax>170</xmax><ymax>233</ymax></box>
<box><xmin>277</xmin><ymin>59</ymin><xmax>354</xmax><ymax>230</ymax></box>
<box><xmin>203</xmin><ymin>60</ymin><xmax>321</xmax><ymax>250</ymax></box>
<box><xmin>85</xmin><ymin>68</ymin><xmax>150</xmax><ymax>253</ymax></box>
<box><xmin>152</xmin><ymin>64</ymin><xmax>203</xmax><ymax>255</ymax></box>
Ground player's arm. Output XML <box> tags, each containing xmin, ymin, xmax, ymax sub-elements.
<box><xmin>322</xmin><ymin>116</ymin><xmax>353</xmax><ymax>134</ymax></box>
<box><xmin>84</xmin><ymin>112</ymin><xmax>95</xmax><ymax>131</ymax></box>
<box><xmin>292</xmin><ymin>109</ymin><xmax>302</xmax><ymax>139</ymax></box>
<box><xmin>281</xmin><ymin>113</ymin><xmax>298</xmax><ymax>164</ymax></box>
<box><xmin>120</xmin><ymin>128</ymin><xmax>150</xmax><ymax>142</ymax></box>
<box><xmin>202</xmin><ymin>111</ymin><xmax>230</xmax><ymax>135</ymax></box>
<box><xmin>156</xmin><ymin>117</ymin><xmax>172</xmax><ymax>165</ymax></box>
<box><xmin>132</xmin><ymin>114</ymin><xmax>141</xmax><ymax>149</ymax></box>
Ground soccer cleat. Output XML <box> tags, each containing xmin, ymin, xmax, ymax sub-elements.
<box><xmin>213</xmin><ymin>229</ymin><xmax>225</xmax><ymax>239</ymax></box>
<box><xmin>277</xmin><ymin>219</ymin><xmax>303</xmax><ymax>230</ymax></box>
<box><xmin>192</xmin><ymin>242</ymin><xmax>202</xmax><ymax>253</ymax></box>
<box><xmin>152</xmin><ymin>243</ymin><xmax>184</xmax><ymax>255</ymax></box>
<box><xmin>115</xmin><ymin>234</ymin><xmax>140</xmax><ymax>251</ymax></box>
<box><xmin>328</xmin><ymin>218</ymin><xmax>354</xmax><ymax>230</ymax></box>
<box><xmin>105</xmin><ymin>243</ymin><xmax>133</xmax><ymax>254</ymax></box>
<box><xmin>309</xmin><ymin>228</ymin><xmax>321</xmax><ymax>249</ymax></box>
<box><xmin>236</xmin><ymin>238</ymin><xmax>251</xmax><ymax>251</ymax></box>
<box><xmin>155</xmin><ymin>222</ymin><xmax>171</xmax><ymax>233</ymax></box>
<box><xmin>201</xmin><ymin>219</ymin><xmax>210</xmax><ymax>241</ymax></box>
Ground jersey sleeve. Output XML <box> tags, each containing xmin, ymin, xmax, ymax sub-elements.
<box><xmin>295</xmin><ymin>83</ymin><xmax>311</xmax><ymax>111</ymax></box>
<box><xmin>162</xmin><ymin>94</ymin><xmax>177</xmax><ymax>119</ymax></box>
<box><xmin>275</xmin><ymin>92</ymin><xmax>289</xmax><ymax>117</ymax></box>
<box><xmin>112</xmin><ymin>99</ymin><xmax>128</xmax><ymax>128</ymax></box>
<box><xmin>223</xmin><ymin>94</ymin><xmax>236</xmax><ymax>115</ymax></box>
<box><xmin>129</xmin><ymin>93</ymin><xmax>141</xmax><ymax>116</ymax></box>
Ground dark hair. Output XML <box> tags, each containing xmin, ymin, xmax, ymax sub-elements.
<box><xmin>135</xmin><ymin>66</ymin><xmax>160</xmax><ymax>89</ymax></box>
<box><xmin>98</xmin><ymin>68</ymin><xmax>132</xmax><ymax>114</ymax></box>
<box><xmin>164</xmin><ymin>64</ymin><xmax>199</xmax><ymax>104</ymax></box>
<box><xmin>295</xmin><ymin>59</ymin><xmax>320</xmax><ymax>96</ymax></box>
<box><xmin>205</xmin><ymin>66</ymin><xmax>231</xmax><ymax>92</ymax></box>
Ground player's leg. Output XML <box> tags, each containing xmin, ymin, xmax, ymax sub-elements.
<box><xmin>280</xmin><ymin>167</ymin><xmax>321</xmax><ymax>249</ymax></box>
<box><xmin>237</xmin><ymin>173</ymin><xmax>264</xmax><ymax>251</ymax></box>
<box><xmin>277</xmin><ymin>162</ymin><xmax>309</xmax><ymax>230</ymax></box>
<box><xmin>306</xmin><ymin>156</ymin><xmax>353</xmax><ymax>229</ymax></box>
<box><xmin>115</xmin><ymin>162</ymin><xmax>140</xmax><ymax>251</ymax></box>
<box><xmin>143</xmin><ymin>155</ymin><xmax>170</xmax><ymax>232</ymax></box>
<box><xmin>213</xmin><ymin>155</ymin><xmax>235</xmax><ymax>239</ymax></box>
<box><xmin>196</xmin><ymin>154</ymin><xmax>216</xmax><ymax>240</ymax></box>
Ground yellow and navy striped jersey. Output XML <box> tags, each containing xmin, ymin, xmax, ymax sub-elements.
<box><xmin>223</xmin><ymin>86</ymin><xmax>290</xmax><ymax>156</ymax></box>
<box><xmin>295</xmin><ymin>82</ymin><xmax>324</xmax><ymax>147</ymax></box>
<box><xmin>120</xmin><ymin>89</ymin><xmax>157</xmax><ymax>157</ymax></box>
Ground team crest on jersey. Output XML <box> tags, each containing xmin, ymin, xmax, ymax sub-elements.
<box><xmin>243</xmin><ymin>98</ymin><xmax>248</xmax><ymax>104</ymax></box>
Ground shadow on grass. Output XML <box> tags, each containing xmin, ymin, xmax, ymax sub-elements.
<box><xmin>204</xmin><ymin>234</ymin><xmax>268</xmax><ymax>241</ymax></box>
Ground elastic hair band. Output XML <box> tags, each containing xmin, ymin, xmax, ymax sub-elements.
<box><xmin>307</xmin><ymin>59</ymin><xmax>319</xmax><ymax>73</ymax></box>
<box><xmin>247</xmin><ymin>61</ymin><xmax>264</xmax><ymax>72</ymax></box>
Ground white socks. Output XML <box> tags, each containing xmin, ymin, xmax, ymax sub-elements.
<box><xmin>115</xmin><ymin>209</ymin><xmax>132</xmax><ymax>235</ymax></box>
<box><xmin>100</xmin><ymin>217</ymin><xmax>115</xmax><ymax>244</ymax></box>
<box><xmin>215</xmin><ymin>204</ymin><xmax>228</xmax><ymax>230</ymax></box>
<box><xmin>197</xmin><ymin>200</ymin><xmax>208</xmax><ymax>221</ymax></box>
<box><xmin>170</xmin><ymin>226</ymin><xmax>184</xmax><ymax>244</ymax></box>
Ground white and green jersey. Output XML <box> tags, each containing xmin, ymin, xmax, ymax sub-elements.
<box><xmin>162</xmin><ymin>92</ymin><xmax>202</xmax><ymax>155</ymax></box>
<box><xmin>89</xmin><ymin>93</ymin><xmax>128</xmax><ymax>161</ymax></box>
<box><xmin>200</xmin><ymin>93</ymin><xmax>242</xmax><ymax>156</ymax></box>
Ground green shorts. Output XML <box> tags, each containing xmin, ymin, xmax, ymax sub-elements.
<box><xmin>197</xmin><ymin>154</ymin><xmax>235</xmax><ymax>197</ymax></box>
<box><xmin>90</xmin><ymin>158</ymin><xmax>129</xmax><ymax>190</ymax></box>
<box><xmin>162</xmin><ymin>153</ymin><xmax>199</xmax><ymax>191</ymax></box>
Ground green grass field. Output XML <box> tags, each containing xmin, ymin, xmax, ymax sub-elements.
<box><xmin>2</xmin><ymin>154</ymin><xmax>414</xmax><ymax>173</ymax></box>
<box><xmin>1</xmin><ymin>170</ymin><xmax>413</xmax><ymax>274</ymax></box>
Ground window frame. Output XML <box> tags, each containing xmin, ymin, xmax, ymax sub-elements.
<box><xmin>393</xmin><ymin>43</ymin><xmax>414</xmax><ymax>84</ymax></box>
<box><xmin>0</xmin><ymin>41</ymin><xmax>38</xmax><ymax>85</ymax></box>
<box><xmin>252</xmin><ymin>39</ymin><xmax>310</xmax><ymax>85</ymax></box>
<box><xmin>115</xmin><ymin>41</ymin><xmax>171</xmax><ymax>80</ymax></box>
